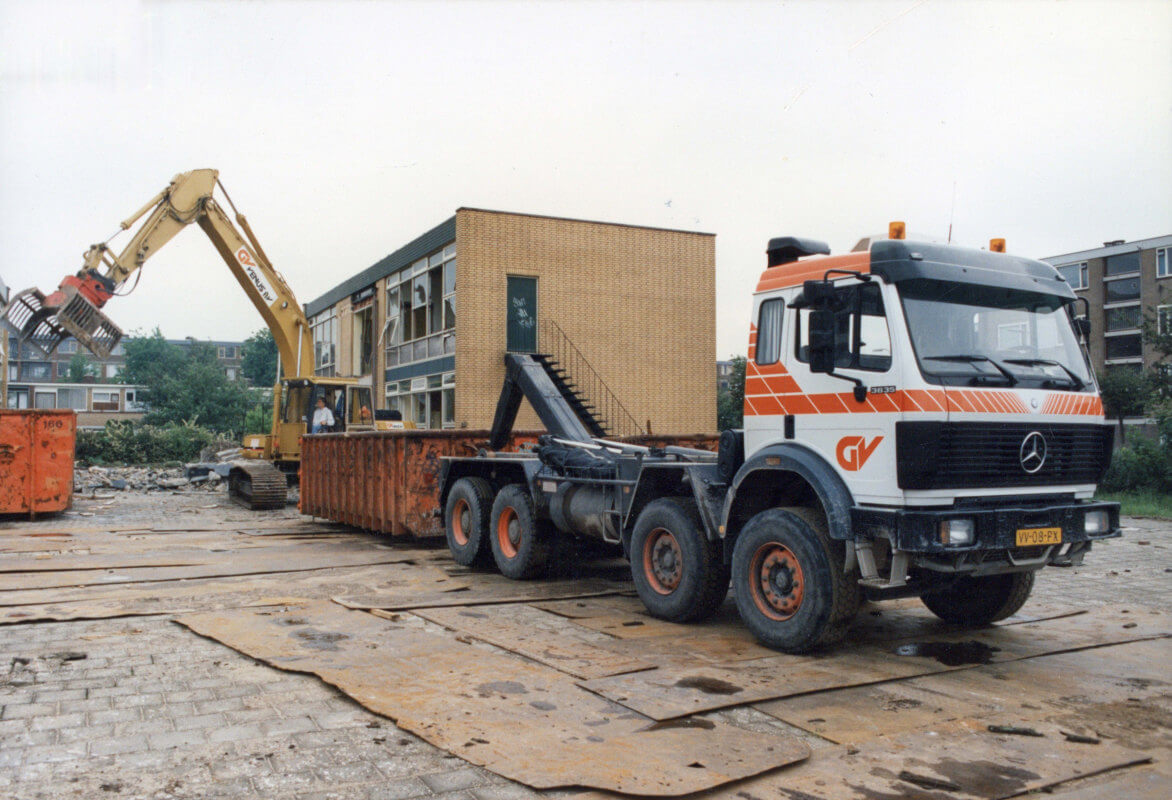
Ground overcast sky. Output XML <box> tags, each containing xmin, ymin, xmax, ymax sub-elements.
<box><xmin>2</xmin><ymin>0</ymin><xmax>1169</xmax><ymax>359</ymax></box>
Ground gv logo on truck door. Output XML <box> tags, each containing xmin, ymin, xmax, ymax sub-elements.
<box><xmin>836</xmin><ymin>436</ymin><xmax>883</xmax><ymax>471</ymax></box>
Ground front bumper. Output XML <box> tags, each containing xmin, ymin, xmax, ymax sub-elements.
<box><xmin>851</xmin><ymin>500</ymin><xmax>1121</xmax><ymax>555</ymax></box>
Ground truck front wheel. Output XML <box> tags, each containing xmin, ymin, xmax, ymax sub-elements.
<box><xmin>920</xmin><ymin>571</ymin><xmax>1035</xmax><ymax>625</ymax></box>
<box><xmin>630</xmin><ymin>498</ymin><xmax>729</xmax><ymax>622</ymax></box>
<box><xmin>731</xmin><ymin>507</ymin><xmax>857</xmax><ymax>653</ymax></box>
<box><xmin>490</xmin><ymin>484</ymin><xmax>551</xmax><ymax>580</ymax></box>
<box><xmin>445</xmin><ymin>477</ymin><xmax>495</xmax><ymax>568</ymax></box>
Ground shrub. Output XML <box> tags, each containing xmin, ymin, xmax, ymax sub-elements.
<box><xmin>1101</xmin><ymin>437</ymin><xmax>1171</xmax><ymax>493</ymax></box>
<box><xmin>242</xmin><ymin>403</ymin><xmax>271</xmax><ymax>435</ymax></box>
<box><xmin>75</xmin><ymin>421</ymin><xmax>220</xmax><ymax>466</ymax></box>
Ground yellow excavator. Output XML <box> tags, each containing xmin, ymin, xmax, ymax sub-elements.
<box><xmin>2</xmin><ymin>169</ymin><xmax>388</xmax><ymax>509</ymax></box>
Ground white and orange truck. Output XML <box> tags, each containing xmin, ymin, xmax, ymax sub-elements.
<box><xmin>437</xmin><ymin>223</ymin><xmax>1120</xmax><ymax>652</ymax></box>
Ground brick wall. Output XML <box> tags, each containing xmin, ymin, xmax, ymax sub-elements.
<box><xmin>454</xmin><ymin>209</ymin><xmax>716</xmax><ymax>434</ymax></box>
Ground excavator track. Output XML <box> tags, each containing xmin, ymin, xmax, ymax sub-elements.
<box><xmin>228</xmin><ymin>460</ymin><xmax>288</xmax><ymax>510</ymax></box>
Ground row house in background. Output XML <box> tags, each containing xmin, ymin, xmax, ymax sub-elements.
<box><xmin>4</xmin><ymin>335</ymin><xmax>245</xmax><ymax>426</ymax></box>
<box><xmin>305</xmin><ymin>208</ymin><xmax>716</xmax><ymax>434</ymax></box>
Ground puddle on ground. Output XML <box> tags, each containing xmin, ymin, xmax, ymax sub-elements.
<box><xmin>642</xmin><ymin>718</ymin><xmax>716</xmax><ymax>732</ymax></box>
<box><xmin>476</xmin><ymin>680</ymin><xmax>528</xmax><ymax>695</ymax></box>
<box><xmin>294</xmin><ymin>629</ymin><xmax>350</xmax><ymax>650</ymax></box>
<box><xmin>892</xmin><ymin>641</ymin><xmax>1000</xmax><ymax>666</ymax></box>
<box><xmin>675</xmin><ymin>676</ymin><xmax>744</xmax><ymax>695</ymax></box>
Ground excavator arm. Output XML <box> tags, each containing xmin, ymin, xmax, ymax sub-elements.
<box><xmin>2</xmin><ymin>169</ymin><xmax>313</xmax><ymax>377</ymax></box>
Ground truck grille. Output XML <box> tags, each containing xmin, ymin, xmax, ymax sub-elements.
<box><xmin>896</xmin><ymin>421</ymin><xmax>1113</xmax><ymax>490</ymax></box>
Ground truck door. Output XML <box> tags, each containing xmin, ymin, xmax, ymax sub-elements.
<box><xmin>786</xmin><ymin>280</ymin><xmax>904</xmax><ymax>503</ymax></box>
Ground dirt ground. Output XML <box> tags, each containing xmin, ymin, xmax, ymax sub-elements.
<box><xmin>1</xmin><ymin>488</ymin><xmax>1169</xmax><ymax>800</ymax></box>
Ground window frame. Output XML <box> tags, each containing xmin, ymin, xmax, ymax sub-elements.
<box><xmin>1158</xmin><ymin>304</ymin><xmax>1172</xmax><ymax>336</ymax></box>
<box><xmin>1104</xmin><ymin>251</ymin><xmax>1141</xmax><ymax>278</ymax></box>
<box><xmin>1103</xmin><ymin>275</ymin><xmax>1142</xmax><ymax>304</ymax></box>
<box><xmin>383</xmin><ymin>242</ymin><xmax>456</xmax><ymax>373</ymax></box>
<box><xmin>1104</xmin><ymin>333</ymin><xmax>1143</xmax><ymax>361</ymax></box>
<box><xmin>1104</xmin><ymin>303</ymin><xmax>1142</xmax><ymax>333</ymax></box>
<box><xmin>1158</xmin><ymin>247</ymin><xmax>1170</xmax><ymax>279</ymax></box>
<box><xmin>754</xmin><ymin>298</ymin><xmax>785</xmax><ymax>365</ymax></box>
<box><xmin>794</xmin><ymin>281</ymin><xmax>893</xmax><ymax>373</ymax></box>
<box><xmin>1057</xmin><ymin>261</ymin><xmax>1088</xmax><ymax>290</ymax></box>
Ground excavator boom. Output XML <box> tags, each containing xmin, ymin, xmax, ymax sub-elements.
<box><xmin>1</xmin><ymin>169</ymin><xmax>313</xmax><ymax>375</ymax></box>
<box><xmin>0</xmin><ymin>169</ymin><xmax>333</xmax><ymax>511</ymax></box>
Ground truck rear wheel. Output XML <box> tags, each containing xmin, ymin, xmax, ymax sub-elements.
<box><xmin>630</xmin><ymin>498</ymin><xmax>729</xmax><ymax>622</ymax></box>
<box><xmin>731</xmin><ymin>507</ymin><xmax>858</xmax><ymax>653</ymax></box>
<box><xmin>490</xmin><ymin>484</ymin><xmax>551</xmax><ymax>580</ymax></box>
<box><xmin>445</xmin><ymin>477</ymin><xmax>494</xmax><ymax>568</ymax></box>
<box><xmin>920</xmin><ymin>571</ymin><xmax>1035</xmax><ymax>625</ymax></box>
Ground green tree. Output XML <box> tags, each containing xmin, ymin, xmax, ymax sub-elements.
<box><xmin>1097</xmin><ymin>367</ymin><xmax>1150</xmax><ymax>444</ymax></box>
<box><xmin>716</xmin><ymin>356</ymin><xmax>747</xmax><ymax>431</ymax></box>
<box><xmin>66</xmin><ymin>352</ymin><xmax>97</xmax><ymax>382</ymax></box>
<box><xmin>1141</xmin><ymin>308</ymin><xmax>1172</xmax><ymax>400</ymax></box>
<box><xmin>120</xmin><ymin>330</ymin><xmax>253</xmax><ymax>434</ymax></box>
<box><xmin>241</xmin><ymin>328</ymin><xmax>279</xmax><ymax>386</ymax></box>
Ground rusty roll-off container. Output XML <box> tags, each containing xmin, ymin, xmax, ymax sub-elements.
<box><xmin>0</xmin><ymin>409</ymin><xmax>76</xmax><ymax>516</ymax></box>
<box><xmin>299</xmin><ymin>429</ymin><xmax>717</xmax><ymax>537</ymax></box>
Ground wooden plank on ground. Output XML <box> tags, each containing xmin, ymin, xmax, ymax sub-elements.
<box><xmin>0</xmin><ymin>563</ymin><xmax>438</xmax><ymax>624</ymax></box>
<box><xmin>569</xmin><ymin>718</ymin><xmax>1152</xmax><ymax>799</ymax></box>
<box><xmin>578</xmin><ymin>606</ymin><xmax>1170</xmax><ymax>721</ymax></box>
<box><xmin>754</xmin><ymin>638</ymin><xmax>1172</xmax><ymax>745</ymax></box>
<box><xmin>175</xmin><ymin>600</ymin><xmax>810</xmax><ymax>796</ymax></box>
<box><xmin>408</xmin><ymin>604</ymin><xmax>655</xmax><ymax>680</ymax></box>
<box><xmin>332</xmin><ymin>571</ymin><xmax>630</xmax><ymax>612</ymax></box>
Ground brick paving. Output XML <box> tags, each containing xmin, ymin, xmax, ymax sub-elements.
<box><xmin>1</xmin><ymin>491</ymin><xmax>1169</xmax><ymax>799</ymax></box>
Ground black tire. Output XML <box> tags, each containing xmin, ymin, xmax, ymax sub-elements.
<box><xmin>731</xmin><ymin>506</ymin><xmax>858</xmax><ymax>653</ymax></box>
<box><xmin>444</xmin><ymin>477</ymin><xmax>494</xmax><ymax>568</ymax></box>
<box><xmin>629</xmin><ymin>497</ymin><xmax>730</xmax><ymax>623</ymax></box>
<box><xmin>920</xmin><ymin>571</ymin><xmax>1035</xmax><ymax>625</ymax></box>
<box><xmin>489</xmin><ymin>484</ymin><xmax>551</xmax><ymax>580</ymax></box>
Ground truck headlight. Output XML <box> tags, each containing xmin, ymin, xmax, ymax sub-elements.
<box><xmin>1085</xmin><ymin>510</ymin><xmax>1110</xmax><ymax>535</ymax></box>
<box><xmin>939</xmin><ymin>518</ymin><xmax>975</xmax><ymax>546</ymax></box>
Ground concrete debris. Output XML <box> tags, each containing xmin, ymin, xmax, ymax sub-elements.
<box><xmin>198</xmin><ymin>441</ymin><xmax>243</xmax><ymax>462</ymax></box>
<box><xmin>73</xmin><ymin>466</ymin><xmax>225</xmax><ymax>494</ymax></box>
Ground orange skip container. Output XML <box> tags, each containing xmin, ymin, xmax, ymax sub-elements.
<box><xmin>0</xmin><ymin>409</ymin><xmax>76</xmax><ymax>517</ymax></box>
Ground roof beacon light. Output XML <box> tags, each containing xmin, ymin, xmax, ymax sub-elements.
<box><xmin>888</xmin><ymin>221</ymin><xmax>906</xmax><ymax>240</ymax></box>
<box><xmin>989</xmin><ymin>238</ymin><xmax>1006</xmax><ymax>253</ymax></box>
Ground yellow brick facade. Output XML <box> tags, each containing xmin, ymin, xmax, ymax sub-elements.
<box><xmin>312</xmin><ymin>209</ymin><xmax>716</xmax><ymax>436</ymax></box>
<box><xmin>455</xmin><ymin>209</ymin><xmax>715</xmax><ymax>434</ymax></box>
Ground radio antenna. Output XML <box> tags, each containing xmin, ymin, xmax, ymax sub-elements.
<box><xmin>947</xmin><ymin>181</ymin><xmax>957</xmax><ymax>243</ymax></box>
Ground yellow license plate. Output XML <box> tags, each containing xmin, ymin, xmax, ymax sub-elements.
<box><xmin>1016</xmin><ymin>527</ymin><xmax>1062</xmax><ymax>546</ymax></box>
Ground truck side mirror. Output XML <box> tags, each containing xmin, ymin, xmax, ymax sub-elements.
<box><xmin>808</xmin><ymin>309</ymin><xmax>836</xmax><ymax>373</ymax></box>
<box><xmin>802</xmin><ymin>279</ymin><xmax>838</xmax><ymax>305</ymax></box>
<box><xmin>1075</xmin><ymin>317</ymin><xmax>1091</xmax><ymax>341</ymax></box>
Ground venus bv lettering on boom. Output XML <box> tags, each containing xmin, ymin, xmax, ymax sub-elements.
<box><xmin>236</xmin><ymin>247</ymin><xmax>278</xmax><ymax>305</ymax></box>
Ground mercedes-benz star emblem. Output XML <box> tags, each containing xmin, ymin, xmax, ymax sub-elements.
<box><xmin>1019</xmin><ymin>431</ymin><xmax>1047</xmax><ymax>474</ymax></box>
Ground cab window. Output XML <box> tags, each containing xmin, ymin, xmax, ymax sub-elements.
<box><xmin>796</xmin><ymin>282</ymin><xmax>892</xmax><ymax>372</ymax></box>
<box><xmin>755</xmin><ymin>299</ymin><xmax>784</xmax><ymax>364</ymax></box>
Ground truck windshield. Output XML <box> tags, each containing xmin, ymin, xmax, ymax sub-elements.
<box><xmin>899</xmin><ymin>280</ymin><xmax>1092</xmax><ymax>389</ymax></box>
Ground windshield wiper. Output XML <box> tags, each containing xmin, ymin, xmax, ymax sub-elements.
<box><xmin>923</xmin><ymin>354</ymin><xmax>1018</xmax><ymax>386</ymax></box>
<box><xmin>1003</xmin><ymin>358</ymin><xmax>1085</xmax><ymax>390</ymax></box>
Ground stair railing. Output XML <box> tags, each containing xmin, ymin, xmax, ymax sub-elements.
<box><xmin>538</xmin><ymin>318</ymin><xmax>645</xmax><ymax>438</ymax></box>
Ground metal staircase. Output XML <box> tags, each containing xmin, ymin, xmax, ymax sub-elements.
<box><xmin>531</xmin><ymin>318</ymin><xmax>644</xmax><ymax>439</ymax></box>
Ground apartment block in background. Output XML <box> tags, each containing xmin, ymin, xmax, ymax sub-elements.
<box><xmin>1043</xmin><ymin>234</ymin><xmax>1172</xmax><ymax>375</ymax></box>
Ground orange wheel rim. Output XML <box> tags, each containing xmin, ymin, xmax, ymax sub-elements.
<box><xmin>643</xmin><ymin>528</ymin><xmax>683</xmax><ymax>595</ymax></box>
<box><xmin>451</xmin><ymin>498</ymin><xmax>470</xmax><ymax>546</ymax></box>
<box><xmin>749</xmin><ymin>543</ymin><xmax>804</xmax><ymax>620</ymax></box>
<box><xmin>497</xmin><ymin>506</ymin><xmax>520</xmax><ymax>559</ymax></box>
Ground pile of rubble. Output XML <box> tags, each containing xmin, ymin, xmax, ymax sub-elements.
<box><xmin>75</xmin><ymin>465</ymin><xmax>227</xmax><ymax>494</ymax></box>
